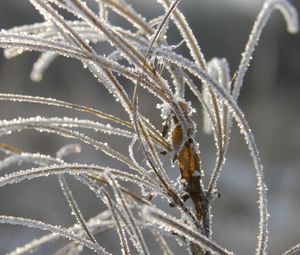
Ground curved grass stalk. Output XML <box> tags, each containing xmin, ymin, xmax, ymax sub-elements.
<box><xmin>0</xmin><ymin>153</ymin><xmax>61</xmax><ymax>172</ymax></box>
<box><xmin>151</xmin><ymin>230</ymin><xmax>174</xmax><ymax>255</ymax></box>
<box><xmin>0</xmin><ymin>94</ymin><xmax>169</xmax><ymax>151</ymax></box>
<box><xmin>2</xmin><ymin>146</ymin><xmax>152</xmax><ymax>255</ymax></box>
<box><xmin>0</xmin><ymin>164</ymin><xmax>158</xmax><ymax>190</ymax></box>
<box><xmin>281</xmin><ymin>243</ymin><xmax>300</xmax><ymax>255</ymax></box>
<box><xmin>63</xmin><ymin>0</ymin><xmax>154</xmax><ymax>74</ymax></box>
<box><xmin>232</xmin><ymin>0</ymin><xmax>298</xmax><ymax>101</ymax></box>
<box><xmin>0</xmin><ymin>32</ymin><xmax>173</xmax><ymax>110</ymax></box>
<box><xmin>33</xmin><ymin>1</ymin><xmax>137</xmax><ymax>119</ymax></box>
<box><xmin>1</xmin><ymin>9</ymin><xmax>172</xmax><ymax>152</ymax></box>
<box><xmin>0</xmin><ymin>1</ymin><xmax>298</xmax><ymax>254</ymax></box>
<box><xmin>7</xmin><ymin>210</ymin><xmax>113</xmax><ymax>255</ymax></box>
<box><xmin>206</xmin><ymin>58</ymin><xmax>232</xmax><ymax>196</ymax></box>
<box><xmin>0</xmin><ymin>93</ymin><xmax>132</xmax><ymax>128</ymax></box>
<box><xmin>31</xmin><ymin>0</ymin><xmax>141</xmax><ymax>119</ymax></box>
<box><xmin>1</xmin><ymin>143</ymin><xmax>102</xmax><ymax>250</ymax></box>
<box><xmin>7</xmin><ymin>211</ymin><xmax>112</xmax><ymax>255</ymax></box>
<box><xmin>0</xmin><ymin>143</ymin><xmax>102</xmax><ymax>249</ymax></box>
<box><xmin>94</xmin><ymin>0</ymin><xmax>154</xmax><ymax>36</ymax></box>
<box><xmin>0</xmin><ymin>215</ymin><xmax>111</xmax><ymax>255</ymax></box>
<box><xmin>0</xmin><ymin>116</ymin><xmax>133</xmax><ymax>138</ymax></box>
<box><xmin>101</xmin><ymin>190</ymin><xmax>131</xmax><ymax>255</ymax></box>
<box><xmin>144</xmin><ymin>0</ymin><xmax>181</xmax><ymax>60</ymax></box>
<box><xmin>59</xmin><ymin>176</ymin><xmax>99</xmax><ymax>244</ymax></box>
<box><xmin>4</xmin><ymin>21</ymin><xmax>105</xmax><ymax>60</ymax></box>
<box><xmin>30</xmin><ymin>52</ymin><xmax>57</xmax><ymax>81</ymax></box>
<box><xmin>108</xmin><ymin>176</ymin><xmax>150</xmax><ymax>255</ymax></box>
<box><xmin>157</xmin><ymin>0</ymin><xmax>207</xmax><ymax>69</ymax></box>
<box><xmin>30</xmin><ymin>0</ymin><xmax>92</xmax><ymax>53</ymax></box>
<box><xmin>76</xmin><ymin>175</ymin><xmax>151</xmax><ymax>255</ymax></box>
<box><xmin>0</xmin><ymin>122</ymin><xmax>143</xmax><ymax>173</ymax></box>
<box><xmin>143</xmin><ymin>206</ymin><xmax>235</xmax><ymax>255</ymax></box>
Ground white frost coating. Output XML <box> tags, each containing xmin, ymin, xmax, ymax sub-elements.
<box><xmin>58</xmin><ymin>175</ymin><xmax>100</xmax><ymax>245</ymax></box>
<box><xmin>156</xmin><ymin>0</ymin><xmax>207</xmax><ymax>69</ymax></box>
<box><xmin>7</xmin><ymin>210</ymin><xmax>112</xmax><ymax>255</ymax></box>
<box><xmin>108</xmin><ymin>176</ymin><xmax>150</xmax><ymax>255</ymax></box>
<box><xmin>3</xmin><ymin>21</ymin><xmax>105</xmax><ymax>61</ymax></box>
<box><xmin>143</xmin><ymin>206</ymin><xmax>235</xmax><ymax>255</ymax></box>
<box><xmin>97</xmin><ymin>0</ymin><xmax>153</xmax><ymax>35</ymax></box>
<box><xmin>0</xmin><ymin>164</ymin><xmax>157</xmax><ymax>190</ymax></box>
<box><xmin>0</xmin><ymin>116</ymin><xmax>133</xmax><ymax>138</ymax></box>
<box><xmin>0</xmin><ymin>121</ymin><xmax>140</xmax><ymax>172</ymax></box>
<box><xmin>0</xmin><ymin>31</ymin><xmax>88</xmax><ymax>60</ymax></box>
<box><xmin>232</xmin><ymin>0</ymin><xmax>299</xmax><ymax>102</ymax></box>
<box><xmin>281</xmin><ymin>243</ymin><xmax>300</xmax><ymax>255</ymax></box>
<box><xmin>99</xmin><ymin>190</ymin><xmax>131</xmax><ymax>255</ymax></box>
<box><xmin>0</xmin><ymin>94</ymin><xmax>132</xmax><ymax>129</ymax></box>
<box><xmin>206</xmin><ymin>58</ymin><xmax>232</xmax><ymax>197</ymax></box>
<box><xmin>128</xmin><ymin>136</ymin><xmax>149</xmax><ymax>175</ymax></box>
<box><xmin>0</xmin><ymin>153</ymin><xmax>61</xmax><ymax>172</ymax></box>
<box><xmin>56</xmin><ymin>143</ymin><xmax>82</xmax><ymax>159</ymax></box>
<box><xmin>30</xmin><ymin>52</ymin><xmax>57</xmax><ymax>81</ymax></box>
<box><xmin>202</xmin><ymin>85</ymin><xmax>213</xmax><ymax>134</ymax></box>
<box><xmin>63</xmin><ymin>0</ymin><xmax>146</xmax><ymax>69</ymax></box>
<box><xmin>0</xmin><ymin>32</ymin><xmax>139</xmax><ymax>81</ymax></box>
<box><xmin>87</xmin><ymin>62</ymin><xmax>133</xmax><ymax>116</ymax></box>
<box><xmin>0</xmin><ymin>215</ymin><xmax>111</xmax><ymax>255</ymax></box>
<box><xmin>30</xmin><ymin>0</ymin><xmax>90</xmax><ymax>54</ymax></box>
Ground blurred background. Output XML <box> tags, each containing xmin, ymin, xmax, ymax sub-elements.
<box><xmin>0</xmin><ymin>0</ymin><xmax>299</xmax><ymax>254</ymax></box>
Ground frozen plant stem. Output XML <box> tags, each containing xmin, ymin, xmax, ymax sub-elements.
<box><xmin>0</xmin><ymin>0</ymin><xmax>298</xmax><ymax>255</ymax></box>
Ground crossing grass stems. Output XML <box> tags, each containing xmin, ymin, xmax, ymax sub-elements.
<box><xmin>0</xmin><ymin>0</ymin><xmax>299</xmax><ymax>255</ymax></box>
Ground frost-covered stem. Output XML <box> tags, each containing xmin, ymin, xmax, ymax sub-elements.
<box><xmin>281</xmin><ymin>243</ymin><xmax>300</xmax><ymax>255</ymax></box>
<box><xmin>58</xmin><ymin>175</ymin><xmax>99</xmax><ymax>244</ymax></box>
<box><xmin>104</xmin><ymin>69</ymin><xmax>171</xmax><ymax>150</ymax></box>
<box><xmin>108</xmin><ymin>176</ymin><xmax>150</xmax><ymax>255</ymax></box>
<box><xmin>156</xmin><ymin>50</ymin><xmax>269</xmax><ymax>255</ymax></box>
<box><xmin>159</xmin><ymin>0</ymin><xmax>207</xmax><ymax>69</ymax></box>
<box><xmin>0</xmin><ymin>123</ymin><xmax>143</xmax><ymax>173</ymax></box>
<box><xmin>131</xmin><ymin>0</ymin><xmax>205</xmax><ymax>232</ymax></box>
<box><xmin>205</xmin><ymin>149</ymin><xmax>225</xmax><ymax>240</ymax></box>
<box><xmin>207</xmin><ymin>59</ymin><xmax>231</xmax><ymax>197</ymax></box>
<box><xmin>7</xmin><ymin>211</ymin><xmax>113</xmax><ymax>255</ymax></box>
<box><xmin>0</xmin><ymin>164</ymin><xmax>158</xmax><ymax>191</ymax></box>
<box><xmin>143</xmin><ymin>207</ymin><xmax>235</xmax><ymax>255</ymax></box>
<box><xmin>0</xmin><ymin>93</ymin><xmax>132</xmax><ymax>128</ymax></box>
<box><xmin>0</xmin><ymin>93</ymin><xmax>170</xmax><ymax>151</ymax></box>
<box><xmin>64</xmin><ymin>0</ymin><xmax>154</xmax><ymax>74</ymax></box>
<box><xmin>232</xmin><ymin>0</ymin><xmax>299</xmax><ymax>101</ymax></box>
<box><xmin>101</xmin><ymin>191</ymin><xmax>131</xmax><ymax>255</ymax></box>
<box><xmin>0</xmin><ymin>215</ymin><xmax>111</xmax><ymax>255</ymax></box>
<box><xmin>138</xmin><ymin>0</ymin><xmax>194</xmax><ymax>146</ymax></box>
<box><xmin>95</xmin><ymin>0</ymin><xmax>154</xmax><ymax>36</ymax></box>
<box><xmin>145</xmin><ymin>0</ymin><xmax>181</xmax><ymax>59</ymax></box>
<box><xmin>151</xmin><ymin>230</ymin><xmax>174</xmax><ymax>255</ymax></box>
<box><xmin>132</xmin><ymin>88</ymin><xmax>201</xmax><ymax>229</ymax></box>
<box><xmin>31</xmin><ymin>0</ymin><xmax>92</xmax><ymax>53</ymax></box>
<box><xmin>0</xmin><ymin>32</ymin><xmax>173</xmax><ymax>111</ymax></box>
<box><xmin>30</xmin><ymin>52</ymin><xmax>57</xmax><ymax>81</ymax></box>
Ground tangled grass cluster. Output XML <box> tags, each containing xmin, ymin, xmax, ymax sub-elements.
<box><xmin>0</xmin><ymin>0</ymin><xmax>299</xmax><ymax>254</ymax></box>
